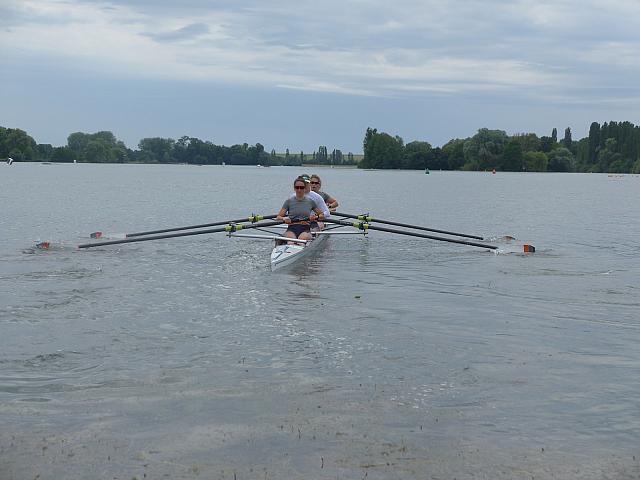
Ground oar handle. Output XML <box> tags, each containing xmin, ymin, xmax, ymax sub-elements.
<box><xmin>287</xmin><ymin>216</ymin><xmax>312</xmax><ymax>223</ymax></box>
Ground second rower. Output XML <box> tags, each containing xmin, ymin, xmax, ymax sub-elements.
<box><xmin>309</xmin><ymin>174</ymin><xmax>339</xmax><ymax>211</ymax></box>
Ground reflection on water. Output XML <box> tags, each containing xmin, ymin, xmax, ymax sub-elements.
<box><xmin>1</xmin><ymin>165</ymin><xmax>639</xmax><ymax>479</ymax></box>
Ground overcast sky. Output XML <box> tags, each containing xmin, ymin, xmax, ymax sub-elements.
<box><xmin>1</xmin><ymin>0</ymin><xmax>639</xmax><ymax>152</ymax></box>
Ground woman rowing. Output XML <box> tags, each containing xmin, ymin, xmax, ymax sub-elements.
<box><xmin>277</xmin><ymin>176</ymin><xmax>326</xmax><ymax>244</ymax></box>
<box><xmin>295</xmin><ymin>174</ymin><xmax>331</xmax><ymax>218</ymax></box>
<box><xmin>309</xmin><ymin>174</ymin><xmax>339</xmax><ymax>211</ymax></box>
<box><xmin>300</xmin><ymin>173</ymin><xmax>331</xmax><ymax>230</ymax></box>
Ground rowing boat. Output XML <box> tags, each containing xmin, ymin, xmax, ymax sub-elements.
<box><xmin>227</xmin><ymin>221</ymin><xmax>376</xmax><ymax>270</ymax></box>
<box><xmin>270</xmin><ymin>228</ymin><xmax>328</xmax><ymax>270</ymax></box>
<box><xmin>77</xmin><ymin>212</ymin><xmax>535</xmax><ymax>265</ymax></box>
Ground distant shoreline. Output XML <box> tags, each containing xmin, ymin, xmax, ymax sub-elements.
<box><xmin>7</xmin><ymin>161</ymin><xmax>640</xmax><ymax>177</ymax></box>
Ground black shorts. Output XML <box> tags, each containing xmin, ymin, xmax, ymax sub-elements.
<box><xmin>287</xmin><ymin>223</ymin><xmax>311</xmax><ymax>237</ymax></box>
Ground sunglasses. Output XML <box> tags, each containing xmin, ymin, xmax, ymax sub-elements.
<box><xmin>310</xmin><ymin>181</ymin><xmax>320</xmax><ymax>185</ymax></box>
<box><xmin>294</xmin><ymin>185</ymin><xmax>306</xmax><ymax>190</ymax></box>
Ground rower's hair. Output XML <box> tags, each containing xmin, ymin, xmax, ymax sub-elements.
<box><xmin>310</xmin><ymin>174</ymin><xmax>321</xmax><ymax>183</ymax></box>
<box><xmin>293</xmin><ymin>176</ymin><xmax>307</xmax><ymax>186</ymax></box>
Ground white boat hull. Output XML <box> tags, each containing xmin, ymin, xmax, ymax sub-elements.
<box><xmin>270</xmin><ymin>231</ymin><xmax>328</xmax><ymax>270</ymax></box>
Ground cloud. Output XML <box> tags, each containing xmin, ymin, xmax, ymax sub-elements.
<box><xmin>145</xmin><ymin>22</ymin><xmax>210</xmax><ymax>43</ymax></box>
<box><xmin>1</xmin><ymin>0</ymin><xmax>639</xmax><ymax>105</ymax></box>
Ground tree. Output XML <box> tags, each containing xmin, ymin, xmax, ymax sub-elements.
<box><xmin>360</xmin><ymin>130</ymin><xmax>403</xmax><ymax>169</ymax></box>
<box><xmin>361</xmin><ymin>127</ymin><xmax>378</xmax><ymax>168</ymax></box>
<box><xmin>597</xmin><ymin>138</ymin><xmax>623</xmax><ymax>172</ymax></box>
<box><xmin>85</xmin><ymin>140</ymin><xmax>111</xmax><ymax>163</ymax></box>
<box><xmin>51</xmin><ymin>146</ymin><xmax>75</xmax><ymax>163</ymax></box>
<box><xmin>175</xmin><ymin>136</ymin><xmax>189</xmax><ymax>163</ymax></box>
<box><xmin>551</xmin><ymin>128</ymin><xmax>557</xmax><ymax>143</ymax></box>
<box><xmin>500</xmin><ymin>139</ymin><xmax>523</xmax><ymax>171</ymax></box>
<box><xmin>138</xmin><ymin>137</ymin><xmax>176</xmax><ymax>163</ymax></box>
<box><xmin>68</xmin><ymin>131</ymin><xmax>127</xmax><ymax>163</ymax></box>
<box><xmin>548</xmin><ymin>147</ymin><xmax>574</xmax><ymax>172</ymax></box>
<box><xmin>562</xmin><ymin>127</ymin><xmax>572</xmax><ymax>150</ymax></box>
<box><xmin>539</xmin><ymin>136</ymin><xmax>555</xmax><ymax>153</ymax></box>
<box><xmin>36</xmin><ymin>143</ymin><xmax>54</xmax><ymax>161</ymax></box>
<box><xmin>0</xmin><ymin>127</ymin><xmax>37</xmax><ymax>161</ymax></box>
<box><xmin>574</xmin><ymin>137</ymin><xmax>590</xmax><ymax>171</ymax></box>
<box><xmin>511</xmin><ymin>133</ymin><xmax>540</xmax><ymax>153</ymax></box>
<box><xmin>441</xmin><ymin>138</ymin><xmax>466</xmax><ymax>170</ymax></box>
<box><xmin>316</xmin><ymin>146</ymin><xmax>328</xmax><ymax>164</ymax></box>
<box><xmin>587</xmin><ymin>122</ymin><xmax>600</xmax><ymax>164</ymax></box>
<box><xmin>331</xmin><ymin>149</ymin><xmax>343</xmax><ymax>165</ymax></box>
<box><xmin>403</xmin><ymin>141</ymin><xmax>431</xmax><ymax>169</ymax></box>
<box><xmin>463</xmin><ymin>128</ymin><xmax>508</xmax><ymax>170</ymax></box>
<box><xmin>244</xmin><ymin>143</ymin><xmax>265</xmax><ymax>165</ymax></box>
<box><xmin>67</xmin><ymin>132</ymin><xmax>91</xmax><ymax>158</ymax></box>
<box><xmin>523</xmin><ymin>151</ymin><xmax>548</xmax><ymax>172</ymax></box>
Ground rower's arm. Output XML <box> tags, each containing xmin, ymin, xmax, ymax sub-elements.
<box><xmin>318</xmin><ymin>200</ymin><xmax>330</xmax><ymax>218</ymax></box>
<box><xmin>277</xmin><ymin>207</ymin><xmax>291</xmax><ymax>223</ymax></box>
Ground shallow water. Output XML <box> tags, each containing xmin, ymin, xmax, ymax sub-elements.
<box><xmin>1</xmin><ymin>164</ymin><xmax>639</xmax><ymax>479</ymax></box>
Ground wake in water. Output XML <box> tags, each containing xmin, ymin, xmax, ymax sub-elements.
<box><xmin>484</xmin><ymin>234</ymin><xmax>537</xmax><ymax>255</ymax></box>
<box><xmin>22</xmin><ymin>241</ymin><xmax>76</xmax><ymax>254</ymax></box>
<box><xmin>22</xmin><ymin>232</ymin><xmax>128</xmax><ymax>254</ymax></box>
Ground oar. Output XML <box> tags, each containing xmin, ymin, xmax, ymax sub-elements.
<box><xmin>333</xmin><ymin>212</ymin><xmax>484</xmax><ymax>240</ymax></box>
<box><xmin>78</xmin><ymin>221</ymin><xmax>282</xmax><ymax>249</ymax></box>
<box><xmin>124</xmin><ymin>213</ymin><xmax>278</xmax><ymax>238</ymax></box>
<box><xmin>325</xmin><ymin>219</ymin><xmax>498</xmax><ymax>250</ymax></box>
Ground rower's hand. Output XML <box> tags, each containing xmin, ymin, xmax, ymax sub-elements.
<box><xmin>283</xmin><ymin>216</ymin><xmax>292</xmax><ymax>224</ymax></box>
<box><xmin>309</xmin><ymin>213</ymin><xmax>318</xmax><ymax>222</ymax></box>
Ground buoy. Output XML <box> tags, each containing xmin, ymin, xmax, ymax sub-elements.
<box><xmin>90</xmin><ymin>232</ymin><xmax>103</xmax><ymax>239</ymax></box>
<box><xmin>36</xmin><ymin>241</ymin><xmax>50</xmax><ymax>250</ymax></box>
<box><xmin>523</xmin><ymin>244</ymin><xmax>536</xmax><ymax>253</ymax></box>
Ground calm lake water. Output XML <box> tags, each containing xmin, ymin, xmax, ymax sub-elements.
<box><xmin>1</xmin><ymin>163</ymin><xmax>639</xmax><ymax>479</ymax></box>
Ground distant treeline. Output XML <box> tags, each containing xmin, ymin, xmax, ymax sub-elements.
<box><xmin>362</xmin><ymin>122</ymin><xmax>640</xmax><ymax>173</ymax></box>
<box><xmin>2</xmin><ymin>122</ymin><xmax>639</xmax><ymax>173</ymax></box>
<box><xmin>0</xmin><ymin>128</ymin><xmax>357</xmax><ymax>167</ymax></box>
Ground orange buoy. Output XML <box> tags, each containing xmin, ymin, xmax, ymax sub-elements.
<box><xmin>523</xmin><ymin>244</ymin><xmax>535</xmax><ymax>253</ymax></box>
